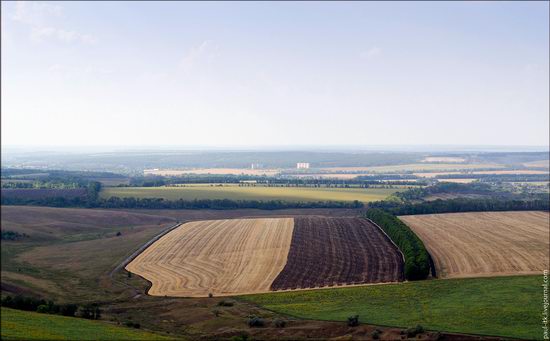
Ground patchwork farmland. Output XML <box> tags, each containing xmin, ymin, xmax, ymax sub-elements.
<box><xmin>400</xmin><ymin>211</ymin><xmax>550</xmax><ymax>278</ymax></box>
<box><xmin>126</xmin><ymin>217</ymin><xmax>404</xmax><ymax>297</ymax></box>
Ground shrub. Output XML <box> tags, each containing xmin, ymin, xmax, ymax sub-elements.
<box><xmin>274</xmin><ymin>319</ymin><xmax>287</xmax><ymax>328</ymax></box>
<box><xmin>230</xmin><ymin>334</ymin><xmax>249</xmax><ymax>341</ymax></box>
<box><xmin>406</xmin><ymin>325</ymin><xmax>425</xmax><ymax>337</ymax></box>
<box><xmin>371</xmin><ymin>329</ymin><xmax>381</xmax><ymax>339</ymax></box>
<box><xmin>365</xmin><ymin>209</ymin><xmax>430</xmax><ymax>280</ymax></box>
<box><xmin>247</xmin><ymin>316</ymin><xmax>265</xmax><ymax>327</ymax></box>
<box><xmin>36</xmin><ymin>305</ymin><xmax>49</xmax><ymax>313</ymax></box>
<box><xmin>60</xmin><ymin>304</ymin><xmax>78</xmax><ymax>317</ymax></box>
<box><xmin>212</xmin><ymin>309</ymin><xmax>221</xmax><ymax>317</ymax></box>
<box><xmin>208</xmin><ymin>293</ymin><xmax>213</xmax><ymax>298</ymax></box>
<box><xmin>347</xmin><ymin>315</ymin><xmax>359</xmax><ymax>327</ymax></box>
<box><xmin>217</xmin><ymin>299</ymin><xmax>234</xmax><ymax>307</ymax></box>
<box><xmin>124</xmin><ymin>321</ymin><xmax>140</xmax><ymax>329</ymax></box>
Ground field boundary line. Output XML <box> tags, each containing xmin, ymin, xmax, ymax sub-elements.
<box><xmin>109</xmin><ymin>221</ymin><xmax>182</xmax><ymax>279</ymax></box>
<box><xmin>363</xmin><ymin>217</ymin><xmax>406</xmax><ymax>265</ymax></box>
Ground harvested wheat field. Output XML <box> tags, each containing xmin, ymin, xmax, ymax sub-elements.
<box><xmin>400</xmin><ymin>211</ymin><xmax>549</xmax><ymax>278</ymax></box>
<box><xmin>127</xmin><ymin>216</ymin><xmax>404</xmax><ymax>297</ymax></box>
<box><xmin>126</xmin><ymin>218</ymin><xmax>294</xmax><ymax>297</ymax></box>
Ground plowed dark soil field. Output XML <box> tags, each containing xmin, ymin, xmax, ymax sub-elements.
<box><xmin>270</xmin><ymin>217</ymin><xmax>404</xmax><ymax>290</ymax></box>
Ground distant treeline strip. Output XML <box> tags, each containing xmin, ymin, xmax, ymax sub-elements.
<box><xmin>127</xmin><ymin>174</ymin><xmax>424</xmax><ymax>187</ymax></box>
<box><xmin>364</xmin><ymin>209</ymin><xmax>430</xmax><ymax>280</ymax></box>
<box><xmin>435</xmin><ymin>173</ymin><xmax>549</xmax><ymax>182</ymax></box>
<box><xmin>368</xmin><ymin>198</ymin><xmax>550</xmax><ymax>215</ymax></box>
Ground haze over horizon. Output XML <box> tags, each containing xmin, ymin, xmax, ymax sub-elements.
<box><xmin>2</xmin><ymin>1</ymin><xmax>549</xmax><ymax>147</ymax></box>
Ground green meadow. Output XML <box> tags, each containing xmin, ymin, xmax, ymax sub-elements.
<box><xmin>1</xmin><ymin>307</ymin><xmax>172</xmax><ymax>340</ymax></box>
<box><xmin>241</xmin><ymin>275</ymin><xmax>544</xmax><ymax>340</ymax></box>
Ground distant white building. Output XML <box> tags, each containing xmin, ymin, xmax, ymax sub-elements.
<box><xmin>296</xmin><ymin>162</ymin><xmax>310</xmax><ymax>169</ymax></box>
<box><xmin>250</xmin><ymin>163</ymin><xmax>263</xmax><ymax>169</ymax></box>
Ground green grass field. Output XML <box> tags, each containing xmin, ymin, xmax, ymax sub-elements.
<box><xmin>100</xmin><ymin>185</ymin><xmax>399</xmax><ymax>203</ymax></box>
<box><xmin>0</xmin><ymin>307</ymin><xmax>171</xmax><ymax>340</ymax></box>
<box><xmin>241</xmin><ymin>276</ymin><xmax>543</xmax><ymax>340</ymax></box>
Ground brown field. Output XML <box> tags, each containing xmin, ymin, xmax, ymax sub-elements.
<box><xmin>1</xmin><ymin>206</ymin><xmax>175</xmax><ymax>301</ymax></box>
<box><xmin>400</xmin><ymin>211</ymin><xmax>550</xmax><ymax>278</ymax></box>
<box><xmin>143</xmin><ymin>168</ymin><xmax>280</xmax><ymax>176</ymax></box>
<box><xmin>270</xmin><ymin>217</ymin><xmax>403</xmax><ymax>290</ymax></box>
<box><xmin>126</xmin><ymin>218</ymin><xmax>294</xmax><ymax>297</ymax></box>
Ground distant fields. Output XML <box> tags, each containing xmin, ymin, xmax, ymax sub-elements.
<box><xmin>1</xmin><ymin>307</ymin><xmax>170</xmax><ymax>340</ymax></box>
<box><xmin>242</xmin><ymin>275</ymin><xmax>543</xmax><ymax>340</ymax></box>
<box><xmin>320</xmin><ymin>163</ymin><xmax>504</xmax><ymax>173</ymax></box>
<box><xmin>100</xmin><ymin>186</ymin><xmax>399</xmax><ymax>203</ymax></box>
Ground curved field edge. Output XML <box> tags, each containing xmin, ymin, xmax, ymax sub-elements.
<box><xmin>125</xmin><ymin>218</ymin><xmax>294</xmax><ymax>297</ymax></box>
<box><xmin>0</xmin><ymin>307</ymin><xmax>172</xmax><ymax>340</ymax></box>
<box><xmin>240</xmin><ymin>275</ymin><xmax>544</xmax><ymax>340</ymax></box>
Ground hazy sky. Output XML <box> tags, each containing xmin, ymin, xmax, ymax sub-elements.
<box><xmin>2</xmin><ymin>1</ymin><xmax>549</xmax><ymax>147</ymax></box>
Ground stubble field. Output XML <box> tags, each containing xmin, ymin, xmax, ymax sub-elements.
<box><xmin>400</xmin><ymin>211</ymin><xmax>550</xmax><ymax>278</ymax></box>
<box><xmin>127</xmin><ymin>216</ymin><xmax>404</xmax><ymax>297</ymax></box>
<box><xmin>126</xmin><ymin>218</ymin><xmax>295</xmax><ymax>297</ymax></box>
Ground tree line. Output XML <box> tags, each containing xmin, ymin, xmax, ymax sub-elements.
<box><xmin>369</xmin><ymin>197</ymin><xmax>549</xmax><ymax>215</ymax></box>
<box><xmin>1</xmin><ymin>295</ymin><xmax>100</xmax><ymax>320</ymax></box>
<box><xmin>127</xmin><ymin>174</ymin><xmax>422</xmax><ymax>187</ymax></box>
<box><xmin>365</xmin><ymin>209</ymin><xmax>431</xmax><ymax>280</ymax></box>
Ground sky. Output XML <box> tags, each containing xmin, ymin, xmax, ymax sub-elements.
<box><xmin>1</xmin><ymin>1</ymin><xmax>549</xmax><ymax>148</ymax></box>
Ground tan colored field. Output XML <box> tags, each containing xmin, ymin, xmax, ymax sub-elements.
<box><xmin>321</xmin><ymin>163</ymin><xmax>503</xmax><ymax>173</ymax></box>
<box><xmin>415</xmin><ymin>169</ymin><xmax>549</xmax><ymax>178</ymax></box>
<box><xmin>473</xmin><ymin>169</ymin><xmax>548</xmax><ymax>175</ymax></box>
<box><xmin>400</xmin><ymin>211</ymin><xmax>550</xmax><ymax>279</ymax></box>
<box><xmin>523</xmin><ymin>160</ymin><xmax>549</xmax><ymax>168</ymax></box>
<box><xmin>291</xmin><ymin>173</ymin><xmax>362</xmax><ymax>179</ymax></box>
<box><xmin>143</xmin><ymin>168</ymin><xmax>280</xmax><ymax>176</ymax></box>
<box><xmin>126</xmin><ymin>218</ymin><xmax>294</xmax><ymax>297</ymax></box>
<box><xmin>436</xmin><ymin>178</ymin><xmax>476</xmax><ymax>183</ymax></box>
<box><xmin>422</xmin><ymin>157</ymin><xmax>466</xmax><ymax>163</ymax></box>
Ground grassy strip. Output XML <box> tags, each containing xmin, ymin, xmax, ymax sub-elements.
<box><xmin>365</xmin><ymin>209</ymin><xmax>430</xmax><ymax>280</ymax></box>
<box><xmin>0</xmin><ymin>307</ymin><xmax>172</xmax><ymax>340</ymax></box>
<box><xmin>241</xmin><ymin>275</ymin><xmax>543</xmax><ymax>340</ymax></box>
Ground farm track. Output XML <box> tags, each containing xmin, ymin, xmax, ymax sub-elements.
<box><xmin>270</xmin><ymin>217</ymin><xmax>404</xmax><ymax>290</ymax></box>
<box><xmin>400</xmin><ymin>211</ymin><xmax>550</xmax><ymax>278</ymax></box>
<box><xmin>125</xmin><ymin>218</ymin><xmax>294</xmax><ymax>297</ymax></box>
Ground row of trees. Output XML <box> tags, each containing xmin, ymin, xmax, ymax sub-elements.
<box><xmin>96</xmin><ymin>197</ymin><xmax>364</xmax><ymax>210</ymax></box>
<box><xmin>369</xmin><ymin>197</ymin><xmax>550</xmax><ymax>216</ymax></box>
<box><xmin>127</xmin><ymin>174</ymin><xmax>424</xmax><ymax>188</ymax></box>
<box><xmin>1</xmin><ymin>295</ymin><xmax>101</xmax><ymax>320</ymax></box>
<box><xmin>365</xmin><ymin>209</ymin><xmax>431</xmax><ymax>280</ymax></box>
